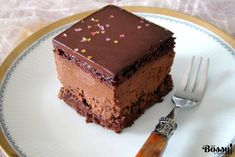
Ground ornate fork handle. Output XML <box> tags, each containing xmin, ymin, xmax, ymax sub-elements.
<box><xmin>136</xmin><ymin>108</ymin><xmax>178</xmax><ymax>157</ymax></box>
<box><xmin>154</xmin><ymin>117</ymin><xmax>177</xmax><ymax>137</ymax></box>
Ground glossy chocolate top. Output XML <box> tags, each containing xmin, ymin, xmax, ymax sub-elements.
<box><xmin>53</xmin><ymin>5</ymin><xmax>173</xmax><ymax>80</ymax></box>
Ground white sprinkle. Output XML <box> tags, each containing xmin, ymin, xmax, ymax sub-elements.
<box><xmin>120</xmin><ymin>34</ymin><xmax>125</xmax><ymax>38</ymax></box>
<box><xmin>137</xmin><ymin>26</ymin><xmax>142</xmax><ymax>29</ymax></box>
<box><xmin>91</xmin><ymin>18</ymin><xmax>95</xmax><ymax>21</ymax></box>
<box><xmin>75</xmin><ymin>28</ymin><xmax>82</xmax><ymax>32</ymax></box>
<box><xmin>105</xmin><ymin>24</ymin><xmax>110</xmax><ymax>28</ymax></box>
<box><xmin>99</xmin><ymin>25</ymin><xmax>104</xmax><ymax>30</ymax></box>
<box><xmin>110</xmin><ymin>15</ymin><xmax>114</xmax><ymax>18</ymax></box>
<box><xmin>81</xmin><ymin>37</ymin><xmax>86</xmax><ymax>42</ymax></box>
<box><xmin>63</xmin><ymin>33</ymin><xmax>67</xmax><ymax>37</ymax></box>
<box><xmin>140</xmin><ymin>20</ymin><xmax>144</xmax><ymax>23</ymax></box>
<box><xmin>106</xmin><ymin>37</ymin><xmax>111</xmax><ymax>41</ymax></box>
<box><xmin>101</xmin><ymin>30</ymin><xmax>105</xmax><ymax>34</ymax></box>
<box><xmin>145</xmin><ymin>23</ymin><xmax>150</xmax><ymax>27</ymax></box>
<box><xmin>74</xmin><ymin>48</ymin><xmax>79</xmax><ymax>51</ymax></box>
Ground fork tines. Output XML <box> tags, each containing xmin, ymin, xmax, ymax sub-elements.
<box><xmin>175</xmin><ymin>56</ymin><xmax>210</xmax><ymax>102</ymax></box>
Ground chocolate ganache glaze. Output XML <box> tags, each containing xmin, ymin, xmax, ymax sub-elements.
<box><xmin>53</xmin><ymin>5</ymin><xmax>174</xmax><ymax>86</ymax></box>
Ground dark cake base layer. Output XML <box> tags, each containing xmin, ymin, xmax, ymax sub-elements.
<box><xmin>58</xmin><ymin>74</ymin><xmax>173</xmax><ymax>133</ymax></box>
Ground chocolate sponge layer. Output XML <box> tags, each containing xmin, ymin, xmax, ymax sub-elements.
<box><xmin>59</xmin><ymin>75</ymin><xmax>173</xmax><ymax>133</ymax></box>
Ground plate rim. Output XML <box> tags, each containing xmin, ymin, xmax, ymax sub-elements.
<box><xmin>0</xmin><ymin>6</ymin><xmax>235</xmax><ymax>157</ymax></box>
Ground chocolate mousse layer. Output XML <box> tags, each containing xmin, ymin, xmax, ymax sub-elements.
<box><xmin>52</xmin><ymin>5</ymin><xmax>176</xmax><ymax>132</ymax></box>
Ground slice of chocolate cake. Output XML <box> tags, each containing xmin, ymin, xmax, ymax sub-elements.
<box><xmin>53</xmin><ymin>5</ymin><xmax>175</xmax><ymax>133</ymax></box>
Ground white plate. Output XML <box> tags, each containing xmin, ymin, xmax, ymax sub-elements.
<box><xmin>1</xmin><ymin>9</ymin><xmax>235</xmax><ymax>157</ymax></box>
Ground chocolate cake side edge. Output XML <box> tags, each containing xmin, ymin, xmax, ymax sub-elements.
<box><xmin>58</xmin><ymin>74</ymin><xmax>173</xmax><ymax>133</ymax></box>
<box><xmin>53</xmin><ymin>37</ymin><xmax>175</xmax><ymax>87</ymax></box>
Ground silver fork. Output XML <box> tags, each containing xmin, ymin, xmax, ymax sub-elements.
<box><xmin>136</xmin><ymin>56</ymin><xmax>210</xmax><ymax>157</ymax></box>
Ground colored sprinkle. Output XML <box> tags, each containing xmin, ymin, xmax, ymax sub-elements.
<box><xmin>81</xmin><ymin>37</ymin><xmax>91</xmax><ymax>42</ymax></box>
<box><xmin>101</xmin><ymin>30</ymin><xmax>105</xmax><ymax>34</ymax></box>
<box><xmin>140</xmin><ymin>20</ymin><xmax>144</xmax><ymax>23</ymax></box>
<box><xmin>96</xmin><ymin>23</ymin><xmax>100</xmax><ymax>27</ymax></box>
<box><xmin>105</xmin><ymin>24</ymin><xmax>110</xmax><ymax>28</ymax></box>
<box><xmin>113</xmin><ymin>40</ymin><xmax>119</xmax><ymax>44</ymax></box>
<box><xmin>87</xmin><ymin>56</ymin><xmax>92</xmax><ymax>59</ymax></box>
<box><xmin>137</xmin><ymin>26</ymin><xmax>142</xmax><ymax>29</ymax></box>
<box><xmin>87</xmin><ymin>25</ymin><xmax>92</xmax><ymax>29</ymax></box>
<box><xmin>81</xmin><ymin>20</ymin><xmax>84</xmax><ymax>23</ymax></box>
<box><xmin>81</xmin><ymin>37</ymin><xmax>87</xmax><ymax>42</ymax></box>
<box><xmin>145</xmin><ymin>23</ymin><xmax>150</xmax><ymax>27</ymax></box>
<box><xmin>63</xmin><ymin>33</ymin><xmax>67</xmax><ymax>37</ymax></box>
<box><xmin>81</xmin><ymin>49</ymin><xmax>86</xmax><ymax>53</ymax></box>
<box><xmin>105</xmin><ymin>37</ymin><xmax>111</xmax><ymax>41</ymax></box>
<box><xmin>119</xmin><ymin>34</ymin><xmax>125</xmax><ymax>38</ymax></box>
<box><xmin>99</xmin><ymin>25</ymin><xmax>104</xmax><ymax>30</ymax></box>
<box><xmin>95</xmin><ymin>19</ymin><xmax>99</xmax><ymax>22</ymax></box>
<box><xmin>74</xmin><ymin>48</ymin><xmax>79</xmax><ymax>52</ymax></box>
<box><xmin>109</xmin><ymin>15</ymin><xmax>114</xmax><ymax>19</ymax></box>
<box><xmin>91</xmin><ymin>32</ymin><xmax>97</xmax><ymax>36</ymax></box>
<box><xmin>87</xmin><ymin>38</ymin><xmax>91</xmax><ymax>42</ymax></box>
<box><xmin>96</xmin><ymin>31</ymin><xmax>100</xmax><ymax>34</ymax></box>
<box><xmin>91</xmin><ymin>18</ymin><xmax>95</xmax><ymax>21</ymax></box>
<box><xmin>75</xmin><ymin>28</ymin><xmax>82</xmax><ymax>32</ymax></box>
